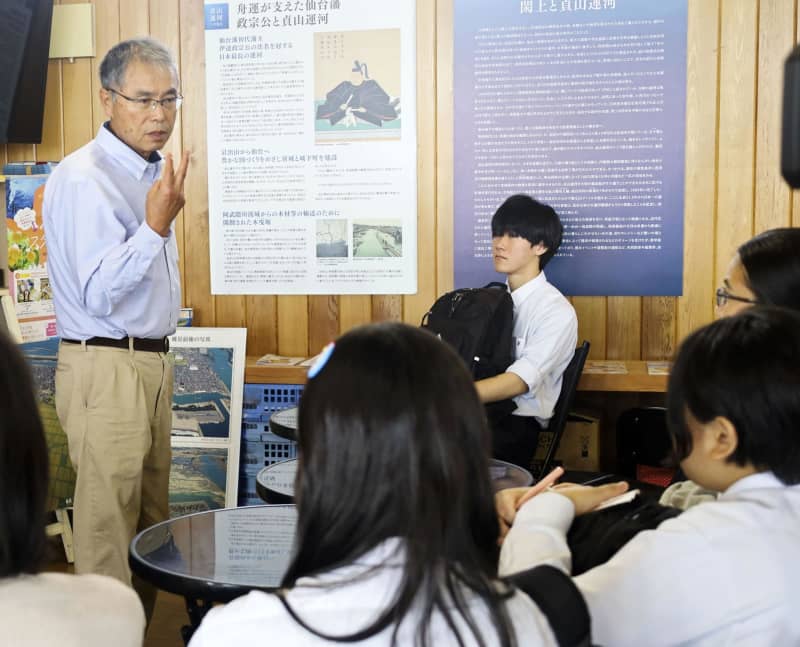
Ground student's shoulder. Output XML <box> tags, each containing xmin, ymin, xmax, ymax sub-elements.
<box><xmin>61</xmin><ymin>572</ymin><xmax>143</xmax><ymax>613</ymax></box>
<box><xmin>1</xmin><ymin>572</ymin><xmax>145</xmax><ymax>645</ymax></box>
<box><xmin>535</xmin><ymin>281</ymin><xmax>576</xmax><ymax>320</ymax></box>
<box><xmin>192</xmin><ymin>590</ymin><xmax>297</xmax><ymax>643</ymax></box>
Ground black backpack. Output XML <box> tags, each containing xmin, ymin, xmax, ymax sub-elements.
<box><xmin>420</xmin><ymin>282</ymin><xmax>514</xmax><ymax>381</ymax></box>
<box><xmin>567</xmin><ymin>495</ymin><xmax>682</xmax><ymax>576</ymax></box>
<box><xmin>421</xmin><ymin>282</ymin><xmax>516</xmax><ymax>423</ymax></box>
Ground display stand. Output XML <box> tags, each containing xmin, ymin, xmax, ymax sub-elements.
<box><xmin>45</xmin><ymin>508</ymin><xmax>75</xmax><ymax>563</ymax></box>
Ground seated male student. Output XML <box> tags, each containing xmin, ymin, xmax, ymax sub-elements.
<box><xmin>475</xmin><ymin>194</ymin><xmax>577</xmax><ymax>469</ymax></box>
<box><xmin>497</xmin><ymin>307</ymin><xmax>800</xmax><ymax>646</ymax></box>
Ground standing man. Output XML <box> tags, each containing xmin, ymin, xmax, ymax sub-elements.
<box><xmin>475</xmin><ymin>194</ymin><xmax>577</xmax><ymax>469</ymax></box>
<box><xmin>43</xmin><ymin>38</ymin><xmax>189</xmax><ymax>619</ymax></box>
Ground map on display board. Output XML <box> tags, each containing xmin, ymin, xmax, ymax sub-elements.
<box><xmin>168</xmin><ymin>327</ymin><xmax>246</xmax><ymax>516</ymax></box>
<box><xmin>16</xmin><ymin>329</ymin><xmax>246</xmax><ymax>516</ymax></box>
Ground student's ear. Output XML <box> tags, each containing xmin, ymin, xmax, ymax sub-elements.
<box><xmin>531</xmin><ymin>242</ymin><xmax>548</xmax><ymax>257</ymax></box>
<box><xmin>707</xmin><ymin>416</ymin><xmax>739</xmax><ymax>461</ymax></box>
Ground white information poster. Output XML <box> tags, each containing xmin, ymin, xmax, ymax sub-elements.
<box><xmin>204</xmin><ymin>1</ymin><xmax>417</xmax><ymax>295</ymax></box>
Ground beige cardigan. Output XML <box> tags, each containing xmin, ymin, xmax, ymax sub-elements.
<box><xmin>0</xmin><ymin>572</ymin><xmax>145</xmax><ymax>646</ymax></box>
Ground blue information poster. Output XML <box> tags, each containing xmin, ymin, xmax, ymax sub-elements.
<box><xmin>454</xmin><ymin>0</ymin><xmax>688</xmax><ymax>295</ymax></box>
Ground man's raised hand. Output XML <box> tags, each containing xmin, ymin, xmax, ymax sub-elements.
<box><xmin>146</xmin><ymin>151</ymin><xmax>190</xmax><ymax>236</ymax></box>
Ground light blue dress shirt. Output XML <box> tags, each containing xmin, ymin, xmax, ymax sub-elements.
<box><xmin>42</xmin><ymin>124</ymin><xmax>181</xmax><ymax>340</ymax></box>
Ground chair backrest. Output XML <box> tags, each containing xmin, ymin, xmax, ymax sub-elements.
<box><xmin>616</xmin><ymin>406</ymin><xmax>675</xmax><ymax>487</ymax></box>
<box><xmin>535</xmin><ymin>341</ymin><xmax>590</xmax><ymax>479</ymax></box>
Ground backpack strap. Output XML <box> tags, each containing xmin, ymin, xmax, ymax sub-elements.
<box><xmin>506</xmin><ymin>565</ymin><xmax>591</xmax><ymax>647</ymax></box>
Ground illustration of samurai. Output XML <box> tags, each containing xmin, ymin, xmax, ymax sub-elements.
<box><xmin>316</xmin><ymin>60</ymin><xmax>400</xmax><ymax>127</ymax></box>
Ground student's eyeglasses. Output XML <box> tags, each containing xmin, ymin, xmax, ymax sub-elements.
<box><xmin>715</xmin><ymin>287</ymin><xmax>759</xmax><ymax>308</ymax></box>
<box><xmin>106</xmin><ymin>88</ymin><xmax>183</xmax><ymax>112</ymax></box>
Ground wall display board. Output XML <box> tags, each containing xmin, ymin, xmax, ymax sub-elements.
<box><xmin>168</xmin><ymin>327</ymin><xmax>246</xmax><ymax>516</ymax></box>
<box><xmin>204</xmin><ymin>1</ymin><xmax>417</xmax><ymax>295</ymax></box>
<box><xmin>454</xmin><ymin>0</ymin><xmax>688</xmax><ymax>295</ymax></box>
<box><xmin>5</xmin><ymin>172</ymin><xmax>57</xmax><ymax>340</ymax></box>
<box><xmin>18</xmin><ymin>328</ymin><xmax>246</xmax><ymax>517</ymax></box>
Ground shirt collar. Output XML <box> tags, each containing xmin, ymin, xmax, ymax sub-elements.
<box><xmin>97</xmin><ymin>122</ymin><xmax>162</xmax><ymax>181</ymax></box>
<box><xmin>722</xmin><ymin>471</ymin><xmax>787</xmax><ymax>498</ymax></box>
<box><xmin>509</xmin><ymin>270</ymin><xmax>547</xmax><ymax>307</ymax></box>
<box><xmin>295</xmin><ymin>537</ymin><xmax>405</xmax><ymax>587</ymax></box>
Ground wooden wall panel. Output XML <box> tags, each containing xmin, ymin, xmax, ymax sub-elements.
<box><xmin>277</xmin><ymin>295</ymin><xmax>309</xmax><ymax>356</ymax></box>
<box><xmin>245</xmin><ymin>295</ymin><xmax>277</xmax><ymax>356</ymax></box>
<box><xmin>755</xmin><ymin>0</ymin><xmax>794</xmax><ymax>232</ymax></box>
<box><xmin>436</xmin><ymin>0</ymin><xmax>455</xmax><ymax>295</ymax></box>
<box><xmin>715</xmin><ymin>0</ymin><xmax>758</xmax><ymax>288</ymax></box>
<box><xmin>573</xmin><ymin>297</ymin><xmax>606</xmax><ymax>359</ymax></box>
<box><xmin>90</xmin><ymin>0</ymin><xmax>121</xmax><ymax>134</ymax></box>
<box><xmin>36</xmin><ymin>61</ymin><xmax>64</xmax><ymax>161</ymax></box>
<box><xmin>5</xmin><ymin>0</ymin><xmax>800</xmax><ymax>365</ymax></box>
<box><xmin>404</xmin><ymin>0</ymin><xmax>438</xmax><ymax>327</ymax></box>
<box><xmin>339</xmin><ymin>295</ymin><xmax>372</xmax><ymax>334</ymax></box>
<box><xmin>61</xmin><ymin>58</ymin><xmax>94</xmax><ymax>155</ymax></box>
<box><xmin>373</xmin><ymin>295</ymin><xmax>403</xmax><ymax>323</ymax></box>
<box><xmin>606</xmin><ymin>297</ymin><xmax>641</xmax><ymax>360</ymax></box>
<box><xmin>308</xmin><ymin>296</ymin><xmax>339</xmax><ymax>352</ymax></box>
<box><xmin>119</xmin><ymin>0</ymin><xmax>150</xmax><ymax>40</ymax></box>
<box><xmin>678</xmin><ymin>0</ymin><xmax>720</xmax><ymax>342</ymax></box>
<box><xmin>6</xmin><ymin>144</ymin><xmax>35</xmax><ymax>161</ymax></box>
<box><xmin>793</xmin><ymin>1</ymin><xmax>800</xmax><ymax>228</ymax></box>
<box><xmin>149</xmin><ymin>0</ymin><xmax>186</xmax><ymax>291</ymax></box>
<box><xmin>179</xmin><ymin>0</ymin><xmax>213</xmax><ymax>328</ymax></box>
<box><xmin>642</xmin><ymin>297</ymin><xmax>677</xmax><ymax>360</ymax></box>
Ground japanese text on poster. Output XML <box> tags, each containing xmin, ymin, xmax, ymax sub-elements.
<box><xmin>205</xmin><ymin>1</ymin><xmax>417</xmax><ymax>295</ymax></box>
<box><xmin>454</xmin><ymin>0</ymin><xmax>687</xmax><ymax>295</ymax></box>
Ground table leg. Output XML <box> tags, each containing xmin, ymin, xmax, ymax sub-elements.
<box><xmin>181</xmin><ymin>597</ymin><xmax>214</xmax><ymax>645</ymax></box>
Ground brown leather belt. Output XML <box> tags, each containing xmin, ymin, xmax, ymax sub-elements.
<box><xmin>62</xmin><ymin>336</ymin><xmax>170</xmax><ymax>353</ymax></box>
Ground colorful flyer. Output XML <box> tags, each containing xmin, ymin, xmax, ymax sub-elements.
<box><xmin>6</xmin><ymin>174</ymin><xmax>57</xmax><ymax>341</ymax></box>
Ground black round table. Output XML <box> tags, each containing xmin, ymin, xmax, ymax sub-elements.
<box><xmin>269</xmin><ymin>406</ymin><xmax>299</xmax><ymax>441</ymax></box>
<box><xmin>256</xmin><ymin>456</ymin><xmax>533</xmax><ymax>504</ymax></box>
<box><xmin>129</xmin><ymin>504</ymin><xmax>296</xmax><ymax>644</ymax></box>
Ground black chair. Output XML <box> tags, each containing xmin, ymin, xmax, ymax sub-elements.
<box><xmin>533</xmin><ymin>341</ymin><xmax>591</xmax><ymax>480</ymax></box>
<box><xmin>616</xmin><ymin>406</ymin><xmax>675</xmax><ymax>489</ymax></box>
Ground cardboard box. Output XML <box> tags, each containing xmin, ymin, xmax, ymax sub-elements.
<box><xmin>534</xmin><ymin>412</ymin><xmax>600</xmax><ymax>471</ymax></box>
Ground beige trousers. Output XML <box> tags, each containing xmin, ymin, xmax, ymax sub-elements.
<box><xmin>55</xmin><ymin>341</ymin><xmax>173</xmax><ymax>621</ymax></box>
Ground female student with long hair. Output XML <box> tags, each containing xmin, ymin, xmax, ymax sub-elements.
<box><xmin>0</xmin><ymin>332</ymin><xmax>144</xmax><ymax>646</ymax></box>
<box><xmin>190</xmin><ymin>322</ymin><xmax>619</xmax><ymax>646</ymax></box>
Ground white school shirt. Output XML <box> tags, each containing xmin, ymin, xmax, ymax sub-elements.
<box><xmin>189</xmin><ymin>538</ymin><xmax>558</xmax><ymax>647</ymax></box>
<box><xmin>505</xmin><ymin>271</ymin><xmax>577</xmax><ymax>425</ymax></box>
<box><xmin>499</xmin><ymin>472</ymin><xmax>800</xmax><ymax>646</ymax></box>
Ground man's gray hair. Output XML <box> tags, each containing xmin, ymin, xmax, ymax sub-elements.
<box><xmin>99</xmin><ymin>38</ymin><xmax>179</xmax><ymax>90</ymax></box>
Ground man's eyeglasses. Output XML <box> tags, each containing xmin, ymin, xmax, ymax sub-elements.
<box><xmin>106</xmin><ymin>88</ymin><xmax>183</xmax><ymax>112</ymax></box>
<box><xmin>715</xmin><ymin>287</ymin><xmax>759</xmax><ymax>308</ymax></box>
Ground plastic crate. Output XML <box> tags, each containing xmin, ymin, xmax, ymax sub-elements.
<box><xmin>241</xmin><ymin>419</ymin><xmax>282</xmax><ymax>443</ymax></box>
<box><xmin>240</xmin><ymin>436</ymin><xmax>297</xmax><ymax>472</ymax></box>
<box><xmin>238</xmin><ymin>470</ymin><xmax>262</xmax><ymax>506</ymax></box>
<box><xmin>242</xmin><ymin>383</ymin><xmax>304</xmax><ymax>420</ymax></box>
